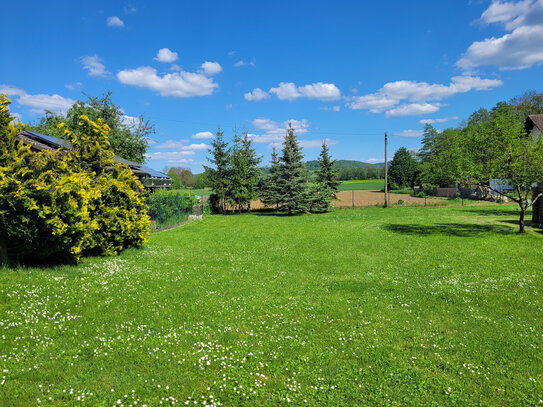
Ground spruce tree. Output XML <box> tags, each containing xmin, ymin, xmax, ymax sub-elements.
<box><xmin>230</xmin><ymin>131</ymin><xmax>261</xmax><ymax>212</ymax></box>
<box><xmin>277</xmin><ymin>123</ymin><xmax>309</xmax><ymax>215</ymax></box>
<box><xmin>316</xmin><ymin>141</ymin><xmax>340</xmax><ymax>200</ymax></box>
<box><xmin>204</xmin><ymin>129</ymin><xmax>231</xmax><ymax>213</ymax></box>
<box><xmin>259</xmin><ymin>147</ymin><xmax>282</xmax><ymax>209</ymax></box>
<box><xmin>311</xmin><ymin>141</ymin><xmax>340</xmax><ymax>212</ymax></box>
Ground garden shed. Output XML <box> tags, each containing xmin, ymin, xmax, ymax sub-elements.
<box><xmin>18</xmin><ymin>130</ymin><xmax>171</xmax><ymax>190</ymax></box>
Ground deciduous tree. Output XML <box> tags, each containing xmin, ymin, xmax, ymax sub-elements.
<box><xmin>388</xmin><ymin>147</ymin><xmax>419</xmax><ymax>190</ymax></box>
<box><xmin>460</xmin><ymin>103</ymin><xmax>543</xmax><ymax>233</ymax></box>
<box><xmin>27</xmin><ymin>92</ymin><xmax>153</xmax><ymax>163</ymax></box>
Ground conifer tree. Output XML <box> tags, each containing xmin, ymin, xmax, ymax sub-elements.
<box><xmin>277</xmin><ymin>123</ymin><xmax>309</xmax><ymax>215</ymax></box>
<box><xmin>310</xmin><ymin>141</ymin><xmax>340</xmax><ymax>212</ymax></box>
<box><xmin>230</xmin><ymin>131</ymin><xmax>261</xmax><ymax>212</ymax></box>
<box><xmin>259</xmin><ymin>147</ymin><xmax>282</xmax><ymax>209</ymax></box>
<box><xmin>316</xmin><ymin>141</ymin><xmax>340</xmax><ymax>200</ymax></box>
<box><xmin>204</xmin><ymin>129</ymin><xmax>231</xmax><ymax>213</ymax></box>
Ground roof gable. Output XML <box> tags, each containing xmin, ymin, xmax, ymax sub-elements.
<box><xmin>527</xmin><ymin>114</ymin><xmax>543</xmax><ymax>133</ymax></box>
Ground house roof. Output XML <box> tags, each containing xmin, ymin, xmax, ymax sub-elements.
<box><xmin>526</xmin><ymin>114</ymin><xmax>543</xmax><ymax>132</ymax></box>
<box><xmin>18</xmin><ymin>130</ymin><xmax>170</xmax><ymax>181</ymax></box>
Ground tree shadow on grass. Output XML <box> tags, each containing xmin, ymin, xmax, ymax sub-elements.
<box><xmin>383</xmin><ymin>222</ymin><xmax>513</xmax><ymax>237</ymax></box>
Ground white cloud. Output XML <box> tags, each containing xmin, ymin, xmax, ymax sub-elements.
<box><xmin>234</xmin><ymin>60</ymin><xmax>255</xmax><ymax>67</ymax></box>
<box><xmin>0</xmin><ymin>85</ymin><xmax>75</xmax><ymax>114</ymax></box>
<box><xmin>458</xmin><ymin>0</ymin><xmax>543</xmax><ymax>70</ymax></box>
<box><xmin>154</xmin><ymin>140</ymin><xmax>191</xmax><ymax>149</ymax></box>
<box><xmin>386</xmin><ymin>103</ymin><xmax>440</xmax><ymax>118</ymax></box>
<box><xmin>419</xmin><ymin>116</ymin><xmax>459</xmax><ymax>124</ymax></box>
<box><xmin>224</xmin><ymin>104</ymin><xmax>233</xmax><ymax>109</ymax></box>
<box><xmin>10</xmin><ymin>112</ymin><xmax>22</xmax><ymax>124</ymax></box>
<box><xmin>80</xmin><ymin>55</ymin><xmax>110</xmax><ymax>77</ymax></box>
<box><xmin>192</xmin><ymin>131</ymin><xmax>214</xmax><ymax>139</ymax></box>
<box><xmin>244</xmin><ymin>88</ymin><xmax>269</xmax><ymax>101</ymax></box>
<box><xmin>155</xmin><ymin>48</ymin><xmax>179</xmax><ymax>63</ymax></box>
<box><xmin>117</xmin><ymin>66</ymin><xmax>218</xmax><ymax>97</ymax></box>
<box><xmin>300</xmin><ymin>138</ymin><xmax>338</xmax><ymax>148</ymax></box>
<box><xmin>65</xmin><ymin>82</ymin><xmax>83</xmax><ymax>91</ymax></box>
<box><xmin>348</xmin><ymin>93</ymin><xmax>398</xmax><ymax>112</ymax></box>
<box><xmin>480</xmin><ymin>0</ymin><xmax>536</xmax><ymax>30</ymax></box>
<box><xmin>184</xmin><ymin>143</ymin><xmax>210</xmax><ymax>150</ymax></box>
<box><xmin>107</xmin><ymin>16</ymin><xmax>124</xmax><ymax>27</ymax></box>
<box><xmin>269</xmin><ymin>82</ymin><xmax>341</xmax><ymax>101</ymax></box>
<box><xmin>200</xmin><ymin>61</ymin><xmax>222</xmax><ymax>76</ymax></box>
<box><xmin>145</xmin><ymin>151</ymin><xmax>195</xmax><ymax>164</ymax></box>
<box><xmin>269</xmin><ymin>82</ymin><xmax>300</xmax><ymax>101</ymax></box>
<box><xmin>348</xmin><ymin>76</ymin><xmax>502</xmax><ymax>116</ymax></box>
<box><xmin>248</xmin><ymin>118</ymin><xmax>309</xmax><ymax>144</ymax></box>
<box><xmin>366</xmin><ymin>158</ymin><xmax>383</xmax><ymax>164</ymax></box>
<box><xmin>319</xmin><ymin>105</ymin><xmax>341</xmax><ymax>112</ymax></box>
<box><xmin>392</xmin><ymin>129</ymin><xmax>424</xmax><ymax>138</ymax></box>
<box><xmin>121</xmin><ymin>115</ymin><xmax>143</xmax><ymax>129</ymax></box>
<box><xmin>458</xmin><ymin>25</ymin><xmax>543</xmax><ymax>70</ymax></box>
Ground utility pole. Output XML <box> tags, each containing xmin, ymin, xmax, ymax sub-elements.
<box><xmin>384</xmin><ymin>132</ymin><xmax>388</xmax><ymax>208</ymax></box>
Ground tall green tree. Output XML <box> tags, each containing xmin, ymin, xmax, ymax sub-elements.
<box><xmin>459</xmin><ymin>102</ymin><xmax>543</xmax><ymax>233</ymax></box>
<box><xmin>229</xmin><ymin>131</ymin><xmax>261</xmax><ymax>212</ymax></box>
<box><xmin>204</xmin><ymin>129</ymin><xmax>231</xmax><ymax>213</ymax></box>
<box><xmin>310</xmin><ymin>141</ymin><xmax>340</xmax><ymax>212</ymax></box>
<box><xmin>315</xmin><ymin>141</ymin><xmax>340</xmax><ymax>199</ymax></box>
<box><xmin>419</xmin><ymin>128</ymin><xmax>462</xmax><ymax>187</ymax></box>
<box><xmin>277</xmin><ymin>123</ymin><xmax>310</xmax><ymax>215</ymax></box>
<box><xmin>259</xmin><ymin>147</ymin><xmax>283</xmax><ymax>209</ymax></box>
<box><xmin>27</xmin><ymin>92</ymin><xmax>153</xmax><ymax>163</ymax></box>
<box><xmin>418</xmin><ymin>123</ymin><xmax>440</xmax><ymax>163</ymax></box>
<box><xmin>387</xmin><ymin>147</ymin><xmax>419</xmax><ymax>190</ymax></box>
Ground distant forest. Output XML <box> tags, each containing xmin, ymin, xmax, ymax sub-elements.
<box><xmin>256</xmin><ymin>160</ymin><xmax>385</xmax><ymax>181</ymax></box>
<box><xmin>305</xmin><ymin>160</ymin><xmax>385</xmax><ymax>180</ymax></box>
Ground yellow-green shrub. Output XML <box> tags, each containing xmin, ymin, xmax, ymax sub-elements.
<box><xmin>0</xmin><ymin>95</ymin><xmax>150</xmax><ymax>263</ymax></box>
<box><xmin>0</xmin><ymin>95</ymin><xmax>95</xmax><ymax>262</ymax></box>
<box><xmin>60</xmin><ymin>115</ymin><xmax>150</xmax><ymax>256</ymax></box>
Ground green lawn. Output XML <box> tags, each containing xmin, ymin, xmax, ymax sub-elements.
<box><xmin>1</xmin><ymin>206</ymin><xmax>542</xmax><ymax>405</ymax></box>
<box><xmin>339</xmin><ymin>179</ymin><xmax>384</xmax><ymax>190</ymax></box>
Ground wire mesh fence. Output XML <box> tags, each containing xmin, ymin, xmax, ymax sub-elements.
<box><xmin>145</xmin><ymin>191</ymin><xmax>198</xmax><ymax>231</ymax></box>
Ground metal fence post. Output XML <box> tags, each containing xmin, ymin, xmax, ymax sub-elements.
<box><xmin>177</xmin><ymin>193</ymin><xmax>180</xmax><ymax>224</ymax></box>
<box><xmin>158</xmin><ymin>194</ymin><xmax>162</xmax><ymax>229</ymax></box>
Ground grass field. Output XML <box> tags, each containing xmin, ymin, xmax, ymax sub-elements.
<box><xmin>1</xmin><ymin>206</ymin><xmax>542</xmax><ymax>405</ymax></box>
<box><xmin>338</xmin><ymin>179</ymin><xmax>384</xmax><ymax>191</ymax></box>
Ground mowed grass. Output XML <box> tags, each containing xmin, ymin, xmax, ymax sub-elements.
<box><xmin>339</xmin><ymin>179</ymin><xmax>384</xmax><ymax>191</ymax></box>
<box><xmin>1</xmin><ymin>206</ymin><xmax>542</xmax><ymax>406</ymax></box>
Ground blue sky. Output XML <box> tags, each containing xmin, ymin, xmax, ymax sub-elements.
<box><xmin>2</xmin><ymin>0</ymin><xmax>543</xmax><ymax>172</ymax></box>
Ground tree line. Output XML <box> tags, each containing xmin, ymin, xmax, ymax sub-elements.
<box><xmin>387</xmin><ymin>91</ymin><xmax>543</xmax><ymax>233</ymax></box>
<box><xmin>205</xmin><ymin>123</ymin><xmax>340</xmax><ymax>215</ymax></box>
